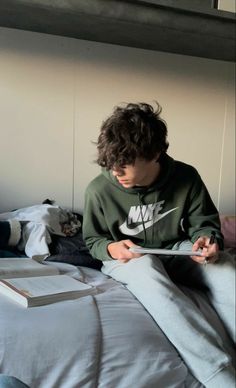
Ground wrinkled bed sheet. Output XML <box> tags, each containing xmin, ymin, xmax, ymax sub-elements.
<box><xmin>0</xmin><ymin>262</ymin><xmax>234</xmax><ymax>388</ymax></box>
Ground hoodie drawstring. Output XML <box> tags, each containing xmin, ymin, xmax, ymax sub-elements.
<box><xmin>138</xmin><ymin>193</ymin><xmax>147</xmax><ymax>246</ymax></box>
<box><xmin>138</xmin><ymin>192</ymin><xmax>158</xmax><ymax>246</ymax></box>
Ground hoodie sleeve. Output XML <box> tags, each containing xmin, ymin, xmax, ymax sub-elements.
<box><xmin>82</xmin><ymin>185</ymin><xmax>114</xmax><ymax>261</ymax></box>
<box><xmin>184</xmin><ymin>171</ymin><xmax>224</xmax><ymax>249</ymax></box>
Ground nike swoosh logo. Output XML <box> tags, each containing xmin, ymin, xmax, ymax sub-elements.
<box><xmin>119</xmin><ymin>207</ymin><xmax>178</xmax><ymax>236</ymax></box>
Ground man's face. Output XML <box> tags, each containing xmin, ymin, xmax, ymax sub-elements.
<box><xmin>111</xmin><ymin>157</ymin><xmax>160</xmax><ymax>188</ymax></box>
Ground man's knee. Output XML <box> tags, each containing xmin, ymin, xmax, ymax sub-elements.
<box><xmin>127</xmin><ymin>255</ymin><xmax>165</xmax><ymax>279</ymax></box>
<box><xmin>102</xmin><ymin>254</ymin><xmax>163</xmax><ymax>283</ymax></box>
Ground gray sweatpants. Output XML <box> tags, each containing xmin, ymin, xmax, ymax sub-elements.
<box><xmin>102</xmin><ymin>241</ymin><xmax>235</xmax><ymax>387</ymax></box>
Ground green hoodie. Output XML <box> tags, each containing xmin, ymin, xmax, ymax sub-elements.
<box><xmin>83</xmin><ymin>154</ymin><xmax>223</xmax><ymax>261</ymax></box>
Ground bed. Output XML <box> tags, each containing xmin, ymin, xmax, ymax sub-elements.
<box><xmin>0</xmin><ymin>206</ymin><xmax>235</xmax><ymax>388</ymax></box>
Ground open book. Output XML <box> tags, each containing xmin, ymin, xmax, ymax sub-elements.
<box><xmin>0</xmin><ymin>258</ymin><xmax>95</xmax><ymax>307</ymax></box>
<box><xmin>129</xmin><ymin>247</ymin><xmax>203</xmax><ymax>256</ymax></box>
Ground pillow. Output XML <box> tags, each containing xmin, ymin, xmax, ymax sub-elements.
<box><xmin>46</xmin><ymin>232</ymin><xmax>102</xmax><ymax>270</ymax></box>
<box><xmin>220</xmin><ymin>215</ymin><xmax>236</xmax><ymax>249</ymax></box>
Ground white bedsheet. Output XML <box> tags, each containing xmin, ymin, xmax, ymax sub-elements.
<box><xmin>0</xmin><ymin>262</ymin><xmax>234</xmax><ymax>388</ymax></box>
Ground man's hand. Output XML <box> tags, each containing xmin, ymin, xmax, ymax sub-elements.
<box><xmin>107</xmin><ymin>240</ymin><xmax>142</xmax><ymax>263</ymax></box>
<box><xmin>191</xmin><ymin>236</ymin><xmax>219</xmax><ymax>264</ymax></box>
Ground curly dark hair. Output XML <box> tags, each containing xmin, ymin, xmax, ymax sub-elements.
<box><xmin>96</xmin><ymin>102</ymin><xmax>169</xmax><ymax>169</ymax></box>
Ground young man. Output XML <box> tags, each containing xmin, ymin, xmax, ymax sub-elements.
<box><xmin>83</xmin><ymin>102</ymin><xmax>235</xmax><ymax>387</ymax></box>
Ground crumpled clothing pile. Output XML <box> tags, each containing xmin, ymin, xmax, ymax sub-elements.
<box><xmin>0</xmin><ymin>204</ymin><xmax>81</xmax><ymax>259</ymax></box>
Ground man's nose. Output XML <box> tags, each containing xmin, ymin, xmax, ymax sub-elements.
<box><xmin>112</xmin><ymin>168</ymin><xmax>123</xmax><ymax>177</ymax></box>
<box><xmin>112</xmin><ymin>169</ymin><xmax>119</xmax><ymax>177</ymax></box>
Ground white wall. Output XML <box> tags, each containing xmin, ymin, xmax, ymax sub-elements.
<box><xmin>0</xmin><ymin>27</ymin><xmax>235</xmax><ymax>215</ymax></box>
<box><xmin>218</xmin><ymin>0</ymin><xmax>236</xmax><ymax>13</ymax></box>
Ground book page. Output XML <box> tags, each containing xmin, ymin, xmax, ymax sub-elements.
<box><xmin>129</xmin><ymin>247</ymin><xmax>203</xmax><ymax>256</ymax></box>
<box><xmin>0</xmin><ymin>258</ymin><xmax>59</xmax><ymax>279</ymax></box>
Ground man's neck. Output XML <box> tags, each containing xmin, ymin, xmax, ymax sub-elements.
<box><xmin>137</xmin><ymin>162</ymin><xmax>161</xmax><ymax>187</ymax></box>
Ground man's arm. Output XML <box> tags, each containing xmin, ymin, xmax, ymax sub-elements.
<box><xmin>83</xmin><ymin>187</ymin><xmax>113</xmax><ymax>261</ymax></box>
<box><xmin>185</xmin><ymin>172</ymin><xmax>223</xmax><ymax>263</ymax></box>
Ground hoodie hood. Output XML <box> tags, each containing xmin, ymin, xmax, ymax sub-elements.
<box><xmin>102</xmin><ymin>153</ymin><xmax>175</xmax><ymax>194</ymax></box>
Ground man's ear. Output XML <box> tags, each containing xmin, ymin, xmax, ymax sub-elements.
<box><xmin>155</xmin><ymin>152</ymin><xmax>161</xmax><ymax>162</ymax></box>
